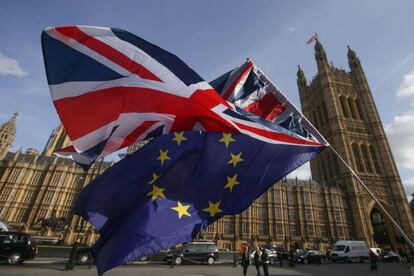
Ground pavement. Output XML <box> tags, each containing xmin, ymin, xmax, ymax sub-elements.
<box><xmin>0</xmin><ymin>258</ymin><xmax>412</xmax><ymax>276</ymax></box>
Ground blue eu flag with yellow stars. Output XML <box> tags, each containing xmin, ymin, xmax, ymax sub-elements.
<box><xmin>73</xmin><ymin>131</ymin><xmax>324</xmax><ymax>275</ymax></box>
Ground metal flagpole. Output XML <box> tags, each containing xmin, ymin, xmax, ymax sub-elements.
<box><xmin>251</xmin><ymin>62</ymin><xmax>413</xmax><ymax>249</ymax></box>
<box><xmin>328</xmin><ymin>145</ymin><xmax>414</xmax><ymax>250</ymax></box>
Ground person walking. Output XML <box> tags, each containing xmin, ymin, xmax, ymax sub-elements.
<box><xmin>278</xmin><ymin>250</ymin><xmax>284</xmax><ymax>267</ymax></box>
<box><xmin>398</xmin><ymin>248</ymin><xmax>407</xmax><ymax>264</ymax></box>
<box><xmin>65</xmin><ymin>241</ymin><xmax>80</xmax><ymax>270</ymax></box>
<box><xmin>240</xmin><ymin>244</ymin><xmax>250</xmax><ymax>276</ymax></box>
<box><xmin>369</xmin><ymin>249</ymin><xmax>378</xmax><ymax>272</ymax></box>
<box><xmin>253</xmin><ymin>246</ymin><xmax>262</xmax><ymax>276</ymax></box>
<box><xmin>410</xmin><ymin>251</ymin><xmax>414</xmax><ymax>276</ymax></box>
<box><xmin>260</xmin><ymin>246</ymin><xmax>270</xmax><ymax>276</ymax></box>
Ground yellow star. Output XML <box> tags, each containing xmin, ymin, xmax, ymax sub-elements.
<box><xmin>227</xmin><ymin>152</ymin><xmax>244</xmax><ymax>167</ymax></box>
<box><xmin>171</xmin><ymin>201</ymin><xmax>191</xmax><ymax>219</ymax></box>
<box><xmin>149</xmin><ymin>173</ymin><xmax>160</xmax><ymax>184</ymax></box>
<box><xmin>157</xmin><ymin>149</ymin><xmax>171</xmax><ymax>165</ymax></box>
<box><xmin>202</xmin><ymin>201</ymin><xmax>223</xmax><ymax>217</ymax></box>
<box><xmin>219</xmin><ymin>133</ymin><xmax>236</xmax><ymax>148</ymax></box>
<box><xmin>173</xmin><ymin>132</ymin><xmax>187</xmax><ymax>146</ymax></box>
<box><xmin>224</xmin><ymin>173</ymin><xmax>240</xmax><ymax>192</ymax></box>
<box><xmin>146</xmin><ymin>185</ymin><xmax>166</xmax><ymax>201</ymax></box>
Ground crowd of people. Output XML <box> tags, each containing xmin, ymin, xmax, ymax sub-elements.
<box><xmin>240</xmin><ymin>244</ymin><xmax>270</xmax><ymax>276</ymax></box>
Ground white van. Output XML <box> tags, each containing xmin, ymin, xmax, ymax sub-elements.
<box><xmin>330</xmin><ymin>240</ymin><xmax>369</xmax><ymax>262</ymax></box>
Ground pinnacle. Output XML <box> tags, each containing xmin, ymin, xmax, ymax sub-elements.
<box><xmin>0</xmin><ymin>112</ymin><xmax>18</xmax><ymax>132</ymax></box>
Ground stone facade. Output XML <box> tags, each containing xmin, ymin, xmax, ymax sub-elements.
<box><xmin>297</xmin><ymin>39</ymin><xmax>414</xmax><ymax>251</ymax></box>
<box><xmin>0</xmin><ymin>121</ymin><xmax>111</xmax><ymax>244</ymax></box>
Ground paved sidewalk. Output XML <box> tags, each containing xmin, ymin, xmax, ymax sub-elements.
<box><xmin>1</xmin><ymin>259</ymin><xmax>411</xmax><ymax>276</ymax></box>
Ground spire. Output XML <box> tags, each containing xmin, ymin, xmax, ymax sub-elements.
<box><xmin>42</xmin><ymin>124</ymin><xmax>72</xmax><ymax>156</ymax></box>
<box><xmin>347</xmin><ymin>45</ymin><xmax>360</xmax><ymax>70</ymax></box>
<box><xmin>0</xmin><ymin>112</ymin><xmax>18</xmax><ymax>133</ymax></box>
<box><xmin>314</xmin><ymin>39</ymin><xmax>330</xmax><ymax>73</ymax></box>
<box><xmin>0</xmin><ymin>112</ymin><xmax>18</xmax><ymax>160</ymax></box>
<box><xmin>297</xmin><ymin>65</ymin><xmax>307</xmax><ymax>87</ymax></box>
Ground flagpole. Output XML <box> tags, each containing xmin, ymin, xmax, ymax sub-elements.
<box><xmin>250</xmin><ymin>62</ymin><xmax>413</xmax><ymax>249</ymax></box>
<box><xmin>329</xmin><ymin>145</ymin><xmax>414</xmax><ymax>250</ymax></box>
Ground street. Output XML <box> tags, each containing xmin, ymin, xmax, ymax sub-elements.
<box><xmin>0</xmin><ymin>259</ymin><xmax>411</xmax><ymax>276</ymax></box>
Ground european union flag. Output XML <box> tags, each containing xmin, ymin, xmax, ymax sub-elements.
<box><xmin>74</xmin><ymin>131</ymin><xmax>324</xmax><ymax>275</ymax></box>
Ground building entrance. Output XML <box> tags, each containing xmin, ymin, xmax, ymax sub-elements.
<box><xmin>370</xmin><ymin>209</ymin><xmax>389</xmax><ymax>245</ymax></box>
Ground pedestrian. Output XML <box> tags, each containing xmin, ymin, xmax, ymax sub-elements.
<box><xmin>65</xmin><ymin>241</ymin><xmax>80</xmax><ymax>270</ymax></box>
<box><xmin>410</xmin><ymin>251</ymin><xmax>414</xmax><ymax>276</ymax></box>
<box><xmin>315</xmin><ymin>252</ymin><xmax>322</xmax><ymax>266</ymax></box>
<box><xmin>278</xmin><ymin>250</ymin><xmax>284</xmax><ymax>267</ymax></box>
<box><xmin>369</xmin><ymin>249</ymin><xmax>378</xmax><ymax>272</ymax></box>
<box><xmin>288</xmin><ymin>249</ymin><xmax>295</xmax><ymax>267</ymax></box>
<box><xmin>253</xmin><ymin>246</ymin><xmax>262</xmax><ymax>276</ymax></box>
<box><xmin>260</xmin><ymin>246</ymin><xmax>270</xmax><ymax>276</ymax></box>
<box><xmin>240</xmin><ymin>244</ymin><xmax>250</xmax><ymax>276</ymax></box>
<box><xmin>398</xmin><ymin>248</ymin><xmax>407</xmax><ymax>264</ymax></box>
<box><xmin>86</xmin><ymin>247</ymin><xmax>93</xmax><ymax>269</ymax></box>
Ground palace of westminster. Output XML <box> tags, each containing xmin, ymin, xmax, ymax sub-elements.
<box><xmin>0</xmin><ymin>40</ymin><xmax>413</xmax><ymax>252</ymax></box>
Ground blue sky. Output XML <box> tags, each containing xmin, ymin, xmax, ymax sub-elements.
<box><xmin>1</xmin><ymin>1</ymin><xmax>414</xmax><ymax>199</ymax></box>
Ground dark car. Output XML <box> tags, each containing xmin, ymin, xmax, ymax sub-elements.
<box><xmin>164</xmin><ymin>242</ymin><xmax>219</xmax><ymax>265</ymax></box>
<box><xmin>0</xmin><ymin>231</ymin><xmax>37</xmax><ymax>264</ymax></box>
<box><xmin>75</xmin><ymin>245</ymin><xmax>94</xmax><ymax>265</ymax></box>
<box><xmin>295</xmin><ymin>250</ymin><xmax>326</xmax><ymax>264</ymax></box>
<box><xmin>382</xmin><ymin>251</ymin><xmax>400</xmax><ymax>263</ymax></box>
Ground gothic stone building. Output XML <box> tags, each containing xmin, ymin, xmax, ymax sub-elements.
<box><xmin>0</xmin><ymin>121</ymin><xmax>111</xmax><ymax>244</ymax></box>
<box><xmin>0</xmin><ymin>40</ymin><xmax>413</xmax><ymax>252</ymax></box>
<box><xmin>296</xmin><ymin>40</ymin><xmax>414</xmax><ymax>250</ymax></box>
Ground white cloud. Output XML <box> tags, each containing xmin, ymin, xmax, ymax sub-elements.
<box><xmin>385</xmin><ymin>110</ymin><xmax>414</xmax><ymax>169</ymax></box>
<box><xmin>287</xmin><ymin>162</ymin><xmax>311</xmax><ymax>180</ymax></box>
<box><xmin>403</xmin><ymin>177</ymin><xmax>414</xmax><ymax>200</ymax></box>
<box><xmin>0</xmin><ymin>51</ymin><xmax>27</xmax><ymax>77</ymax></box>
<box><xmin>397</xmin><ymin>70</ymin><xmax>414</xmax><ymax>98</ymax></box>
<box><xmin>287</xmin><ymin>26</ymin><xmax>296</xmax><ymax>33</ymax></box>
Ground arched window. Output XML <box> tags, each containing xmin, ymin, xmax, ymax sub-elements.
<box><xmin>322</xmin><ymin>102</ymin><xmax>329</xmax><ymax>123</ymax></box>
<box><xmin>313</xmin><ymin>111</ymin><xmax>319</xmax><ymax>127</ymax></box>
<box><xmin>369</xmin><ymin>145</ymin><xmax>381</xmax><ymax>174</ymax></box>
<box><xmin>352</xmin><ymin>98</ymin><xmax>361</xmax><ymax>119</ymax></box>
<box><xmin>347</xmin><ymin>97</ymin><xmax>361</xmax><ymax>120</ymax></box>
<box><xmin>317</xmin><ymin>106</ymin><xmax>324</xmax><ymax>126</ymax></box>
<box><xmin>355</xmin><ymin>98</ymin><xmax>365</xmax><ymax>121</ymax></box>
<box><xmin>339</xmin><ymin>96</ymin><xmax>349</xmax><ymax>117</ymax></box>
<box><xmin>361</xmin><ymin>144</ymin><xmax>374</xmax><ymax>173</ymax></box>
<box><xmin>347</xmin><ymin>97</ymin><xmax>356</xmax><ymax>119</ymax></box>
<box><xmin>352</xmin><ymin>143</ymin><xmax>363</xmax><ymax>172</ymax></box>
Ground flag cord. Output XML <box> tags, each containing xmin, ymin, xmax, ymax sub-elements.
<box><xmin>329</xmin><ymin>145</ymin><xmax>414</xmax><ymax>250</ymax></box>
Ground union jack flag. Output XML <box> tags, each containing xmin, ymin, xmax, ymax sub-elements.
<box><xmin>307</xmin><ymin>32</ymin><xmax>318</xmax><ymax>45</ymax></box>
<box><xmin>210</xmin><ymin>59</ymin><xmax>327</xmax><ymax>145</ymax></box>
<box><xmin>41</xmin><ymin>26</ymin><xmax>326</xmax><ymax>167</ymax></box>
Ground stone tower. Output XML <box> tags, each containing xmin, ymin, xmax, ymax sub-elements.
<box><xmin>0</xmin><ymin>113</ymin><xmax>17</xmax><ymax>160</ymax></box>
<box><xmin>42</xmin><ymin>124</ymin><xmax>72</xmax><ymax>156</ymax></box>
<box><xmin>297</xmin><ymin>39</ymin><xmax>414</xmax><ymax>250</ymax></box>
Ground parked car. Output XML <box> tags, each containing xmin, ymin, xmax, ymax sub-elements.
<box><xmin>164</xmin><ymin>242</ymin><xmax>219</xmax><ymax>265</ymax></box>
<box><xmin>0</xmin><ymin>231</ymin><xmax>37</xmax><ymax>264</ymax></box>
<box><xmin>330</xmin><ymin>240</ymin><xmax>369</xmax><ymax>262</ymax></box>
<box><xmin>75</xmin><ymin>245</ymin><xmax>94</xmax><ymax>265</ymax></box>
<box><xmin>382</xmin><ymin>250</ymin><xmax>400</xmax><ymax>263</ymax></box>
<box><xmin>295</xmin><ymin>250</ymin><xmax>326</xmax><ymax>264</ymax></box>
<box><xmin>268</xmin><ymin>246</ymin><xmax>289</xmax><ymax>260</ymax></box>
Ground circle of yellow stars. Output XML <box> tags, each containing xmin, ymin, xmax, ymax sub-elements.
<box><xmin>146</xmin><ymin>132</ymin><xmax>244</xmax><ymax>220</ymax></box>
